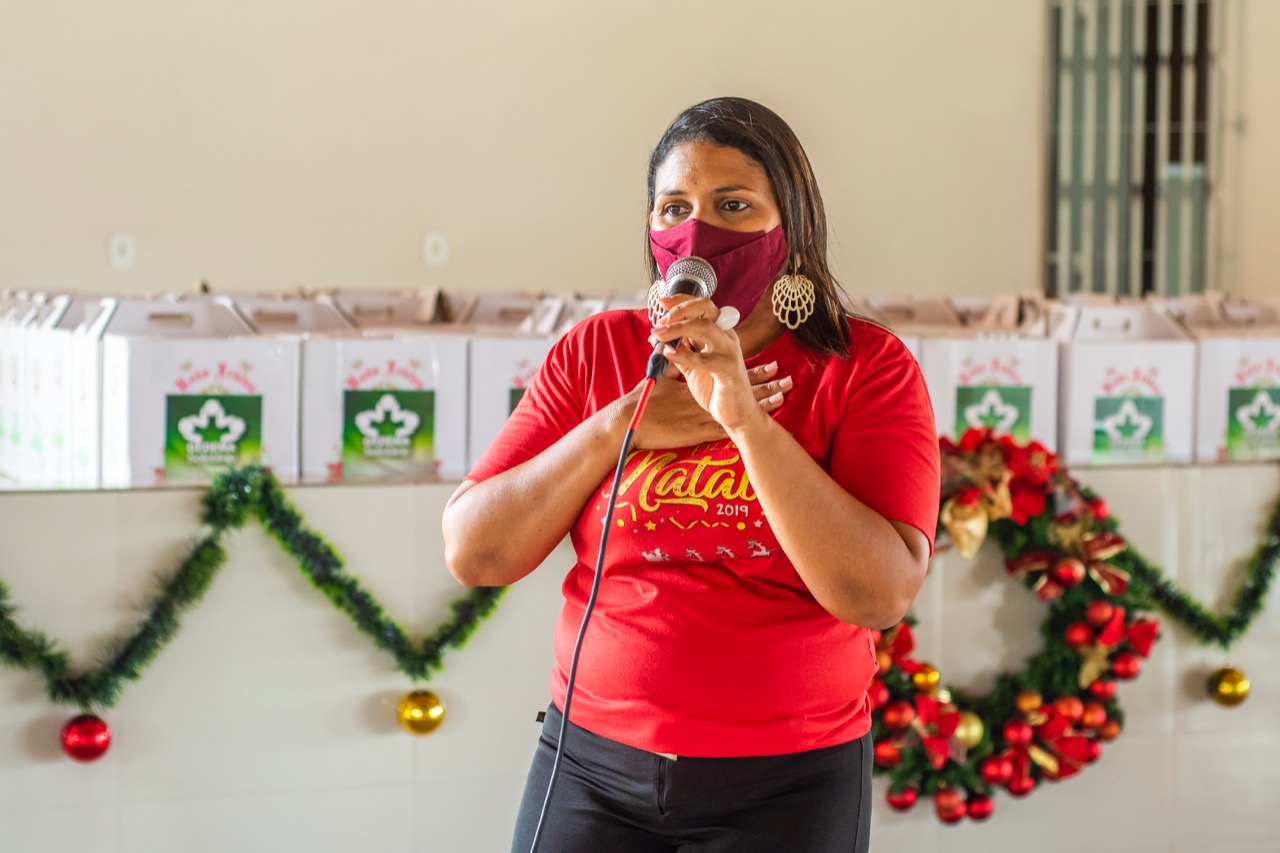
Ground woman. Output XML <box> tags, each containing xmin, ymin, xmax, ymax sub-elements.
<box><xmin>443</xmin><ymin>97</ymin><xmax>940</xmax><ymax>853</ymax></box>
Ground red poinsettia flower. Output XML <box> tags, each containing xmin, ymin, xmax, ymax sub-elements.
<box><xmin>957</xmin><ymin>427</ymin><xmax>990</xmax><ymax>453</ymax></box>
<box><xmin>1009</xmin><ymin>479</ymin><xmax>1047</xmax><ymax>524</ymax></box>
<box><xmin>913</xmin><ymin>694</ymin><xmax>960</xmax><ymax>770</ymax></box>
<box><xmin>1003</xmin><ymin>438</ymin><xmax>1057</xmax><ymax>486</ymax></box>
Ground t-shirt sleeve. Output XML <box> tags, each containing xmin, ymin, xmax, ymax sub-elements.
<box><xmin>827</xmin><ymin>334</ymin><xmax>941</xmax><ymax>553</ymax></box>
<box><xmin>466</xmin><ymin>331</ymin><xmax>586</xmax><ymax>484</ymax></box>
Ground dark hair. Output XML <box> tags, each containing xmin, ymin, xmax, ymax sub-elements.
<box><xmin>645</xmin><ymin>97</ymin><xmax>851</xmax><ymax>357</ymax></box>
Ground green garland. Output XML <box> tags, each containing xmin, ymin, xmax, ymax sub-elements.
<box><xmin>0</xmin><ymin>453</ymin><xmax>1275</xmax><ymax>734</ymax></box>
<box><xmin>1111</xmin><ymin>488</ymin><xmax>1280</xmax><ymax>649</ymax></box>
<box><xmin>0</xmin><ymin>466</ymin><xmax>504</xmax><ymax>711</ymax></box>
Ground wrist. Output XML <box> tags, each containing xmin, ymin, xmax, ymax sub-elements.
<box><xmin>723</xmin><ymin>403</ymin><xmax>775</xmax><ymax>448</ymax></box>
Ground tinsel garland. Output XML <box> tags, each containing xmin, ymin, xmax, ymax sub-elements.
<box><xmin>1113</xmin><ymin>489</ymin><xmax>1280</xmax><ymax>649</ymax></box>
<box><xmin>0</xmin><ymin>466</ymin><xmax>504</xmax><ymax>711</ymax></box>
<box><xmin>0</xmin><ymin>441</ymin><xmax>1274</xmax><ymax>750</ymax></box>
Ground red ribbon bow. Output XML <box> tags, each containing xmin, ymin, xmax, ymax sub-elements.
<box><xmin>912</xmin><ymin>694</ymin><xmax>960</xmax><ymax>770</ymax></box>
<box><xmin>1005</xmin><ymin>551</ymin><xmax>1067</xmax><ymax>600</ymax></box>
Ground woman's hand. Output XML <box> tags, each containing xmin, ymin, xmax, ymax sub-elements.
<box><xmin>651</xmin><ymin>296</ymin><xmax>788</xmax><ymax>434</ymax></box>
<box><xmin>626</xmin><ymin>359</ymin><xmax>790</xmax><ymax>449</ymax></box>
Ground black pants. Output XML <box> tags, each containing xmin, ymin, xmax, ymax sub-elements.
<box><xmin>511</xmin><ymin>705</ymin><xmax>872</xmax><ymax>853</ymax></box>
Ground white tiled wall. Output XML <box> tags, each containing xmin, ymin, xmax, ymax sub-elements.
<box><xmin>0</xmin><ymin>467</ymin><xmax>1277</xmax><ymax>852</ymax></box>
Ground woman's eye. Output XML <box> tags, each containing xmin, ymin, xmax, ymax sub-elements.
<box><xmin>662</xmin><ymin>204</ymin><xmax>688</xmax><ymax>217</ymax></box>
<box><xmin>722</xmin><ymin>200</ymin><xmax>749</xmax><ymax>213</ymax></box>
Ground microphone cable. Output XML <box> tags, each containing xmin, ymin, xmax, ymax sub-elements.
<box><xmin>527</xmin><ymin>366</ymin><xmax>661</xmax><ymax>853</ymax></box>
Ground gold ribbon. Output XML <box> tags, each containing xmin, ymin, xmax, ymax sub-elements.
<box><xmin>940</xmin><ymin>498</ymin><xmax>989</xmax><ymax>559</ymax></box>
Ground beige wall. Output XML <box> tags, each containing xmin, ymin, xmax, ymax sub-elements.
<box><xmin>0</xmin><ymin>0</ymin><xmax>1047</xmax><ymax>299</ymax></box>
<box><xmin>1232</xmin><ymin>0</ymin><xmax>1280</xmax><ymax>298</ymax></box>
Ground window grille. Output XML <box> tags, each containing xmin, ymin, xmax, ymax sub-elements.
<box><xmin>1046</xmin><ymin>0</ymin><xmax>1224</xmax><ymax>297</ymax></box>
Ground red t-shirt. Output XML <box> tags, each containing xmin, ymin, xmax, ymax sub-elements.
<box><xmin>467</xmin><ymin>310</ymin><xmax>939</xmax><ymax>757</ymax></box>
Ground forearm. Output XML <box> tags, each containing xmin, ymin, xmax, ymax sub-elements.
<box><xmin>443</xmin><ymin>402</ymin><xmax>628</xmax><ymax>586</ymax></box>
<box><xmin>727</xmin><ymin>410</ymin><xmax>928</xmax><ymax>628</ymax></box>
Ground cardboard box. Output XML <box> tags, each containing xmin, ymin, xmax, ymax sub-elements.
<box><xmin>98</xmin><ymin>298</ymin><xmax>301</xmax><ymax>488</ymax></box>
<box><xmin>467</xmin><ymin>332</ymin><xmax>556</xmax><ymax>472</ymax></box>
<box><xmin>0</xmin><ymin>295</ymin><xmax>43</xmax><ymax>480</ymax></box>
<box><xmin>231</xmin><ymin>295</ymin><xmax>356</xmax><ymax>335</ymax></box>
<box><xmin>1161</xmin><ymin>296</ymin><xmax>1280</xmax><ymax>463</ymax></box>
<box><xmin>22</xmin><ymin>295</ymin><xmax>101</xmax><ymax>488</ymax></box>
<box><xmin>922</xmin><ymin>335</ymin><xmax>1059</xmax><ymax>449</ymax></box>
<box><xmin>67</xmin><ymin>299</ymin><xmax>116</xmax><ymax>489</ymax></box>
<box><xmin>863</xmin><ymin>295</ymin><xmax>965</xmax><ymax>367</ymax></box>
<box><xmin>299</xmin><ymin>330</ymin><xmax>469</xmax><ymax>483</ymax></box>
<box><xmin>1049</xmin><ymin>304</ymin><xmax>1196</xmax><ymax>466</ymax></box>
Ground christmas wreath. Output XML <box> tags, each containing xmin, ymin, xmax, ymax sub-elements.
<box><xmin>868</xmin><ymin>428</ymin><xmax>1278</xmax><ymax>823</ymax></box>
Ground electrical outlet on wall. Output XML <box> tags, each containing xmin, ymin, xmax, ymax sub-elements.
<box><xmin>423</xmin><ymin>232</ymin><xmax>449</xmax><ymax>267</ymax></box>
<box><xmin>107</xmin><ymin>234</ymin><xmax>137</xmax><ymax>270</ymax></box>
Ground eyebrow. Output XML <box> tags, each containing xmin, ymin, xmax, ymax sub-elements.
<box><xmin>655</xmin><ymin>184</ymin><xmax>757</xmax><ymax>197</ymax></box>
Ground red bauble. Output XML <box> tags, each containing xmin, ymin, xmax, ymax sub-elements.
<box><xmin>1085</xmin><ymin>738</ymin><xmax>1103</xmax><ymax>763</ymax></box>
<box><xmin>934</xmin><ymin>788</ymin><xmax>966</xmax><ymax>824</ymax></box>
<box><xmin>1089</xmin><ymin>679</ymin><xmax>1118</xmax><ymax>700</ymax></box>
<box><xmin>1007</xmin><ymin>775</ymin><xmax>1036</xmax><ymax>797</ymax></box>
<box><xmin>886</xmin><ymin>788</ymin><xmax>918</xmax><ymax>811</ymax></box>
<box><xmin>1050</xmin><ymin>558</ymin><xmax>1087</xmax><ymax>588</ymax></box>
<box><xmin>980</xmin><ymin>755</ymin><xmax>1014</xmax><ymax>786</ymax></box>
<box><xmin>1064</xmin><ymin>621</ymin><xmax>1094</xmax><ymax>648</ymax></box>
<box><xmin>1085</xmin><ymin>600</ymin><xmax>1115</xmax><ymax>627</ymax></box>
<box><xmin>882</xmin><ymin>700</ymin><xmax>916</xmax><ymax>731</ymax></box>
<box><xmin>966</xmin><ymin>794</ymin><xmax>995</xmax><ymax>821</ymax></box>
<box><xmin>1100</xmin><ymin>719</ymin><xmax>1122</xmax><ymax>741</ymax></box>
<box><xmin>1111</xmin><ymin>652</ymin><xmax>1141</xmax><ymax>680</ymax></box>
<box><xmin>60</xmin><ymin>714</ymin><xmax>111</xmax><ymax>762</ymax></box>
<box><xmin>1080</xmin><ymin>701</ymin><xmax>1108</xmax><ymax>731</ymax></box>
<box><xmin>1003</xmin><ymin>719</ymin><xmax>1034</xmax><ymax>747</ymax></box>
<box><xmin>873</xmin><ymin>741</ymin><xmax>901</xmax><ymax>768</ymax></box>
<box><xmin>1088</xmin><ymin>498</ymin><xmax>1110</xmax><ymax>520</ymax></box>
<box><xmin>1053</xmin><ymin>695</ymin><xmax>1084</xmax><ymax>724</ymax></box>
<box><xmin>934</xmin><ymin>787</ymin><xmax>963</xmax><ymax>810</ymax></box>
<box><xmin>867</xmin><ymin>679</ymin><xmax>890</xmax><ymax>710</ymax></box>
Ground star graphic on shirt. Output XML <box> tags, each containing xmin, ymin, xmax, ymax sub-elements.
<box><xmin>644</xmin><ymin>521</ymin><xmax>657</xmax><ymax>531</ymax></box>
<box><xmin>754</xmin><ymin>519</ymin><xmax>763</xmax><ymax>528</ymax></box>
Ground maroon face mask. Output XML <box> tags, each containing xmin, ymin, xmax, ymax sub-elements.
<box><xmin>649</xmin><ymin>218</ymin><xmax>788</xmax><ymax>319</ymax></box>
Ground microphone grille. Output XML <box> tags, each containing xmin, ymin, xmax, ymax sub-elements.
<box><xmin>665</xmin><ymin>256</ymin><xmax>717</xmax><ymax>299</ymax></box>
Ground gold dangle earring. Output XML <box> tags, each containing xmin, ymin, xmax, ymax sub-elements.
<box><xmin>647</xmin><ymin>279</ymin><xmax>668</xmax><ymax>326</ymax></box>
<box><xmin>771</xmin><ymin>258</ymin><xmax>816</xmax><ymax>330</ymax></box>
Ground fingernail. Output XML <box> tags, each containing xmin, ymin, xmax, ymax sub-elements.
<box><xmin>764</xmin><ymin>361</ymin><xmax>778</xmax><ymax>373</ymax></box>
<box><xmin>768</xmin><ymin>391</ymin><xmax>784</xmax><ymax>404</ymax></box>
<box><xmin>779</xmin><ymin>376</ymin><xmax>793</xmax><ymax>391</ymax></box>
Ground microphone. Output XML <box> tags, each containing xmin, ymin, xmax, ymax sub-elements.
<box><xmin>645</xmin><ymin>256</ymin><xmax>717</xmax><ymax>379</ymax></box>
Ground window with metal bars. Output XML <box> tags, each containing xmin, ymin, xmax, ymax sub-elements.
<box><xmin>1046</xmin><ymin>0</ymin><xmax>1215</xmax><ymax>297</ymax></box>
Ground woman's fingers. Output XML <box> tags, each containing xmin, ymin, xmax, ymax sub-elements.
<box><xmin>752</xmin><ymin>373</ymin><xmax>793</xmax><ymax>402</ymax></box>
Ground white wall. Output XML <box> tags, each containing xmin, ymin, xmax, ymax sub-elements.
<box><xmin>0</xmin><ymin>467</ymin><xmax>1278</xmax><ymax>852</ymax></box>
<box><xmin>0</xmin><ymin>0</ymin><xmax>1046</xmax><ymax>298</ymax></box>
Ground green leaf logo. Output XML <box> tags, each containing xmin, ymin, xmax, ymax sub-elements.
<box><xmin>1237</xmin><ymin>390</ymin><xmax>1280</xmax><ymax>438</ymax></box>
<box><xmin>178</xmin><ymin>400</ymin><xmax>247</xmax><ymax>447</ymax></box>
<box><xmin>1102</xmin><ymin>399</ymin><xmax>1153</xmax><ymax>444</ymax></box>
<box><xmin>355</xmin><ymin>394</ymin><xmax>421</xmax><ymax>440</ymax></box>
<box><xmin>963</xmin><ymin>389</ymin><xmax>1020</xmax><ymax>434</ymax></box>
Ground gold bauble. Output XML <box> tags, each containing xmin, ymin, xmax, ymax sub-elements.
<box><xmin>397</xmin><ymin>690</ymin><xmax>446</xmax><ymax>735</ymax></box>
<box><xmin>1208</xmin><ymin>666</ymin><xmax>1250</xmax><ymax>707</ymax></box>
<box><xmin>954</xmin><ymin>711</ymin><xmax>985</xmax><ymax>749</ymax></box>
<box><xmin>1015</xmin><ymin>690</ymin><xmax>1043</xmax><ymax>714</ymax></box>
<box><xmin>912</xmin><ymin>664</ymin><xmax>941</xmax><ymax>692</ymax></box>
